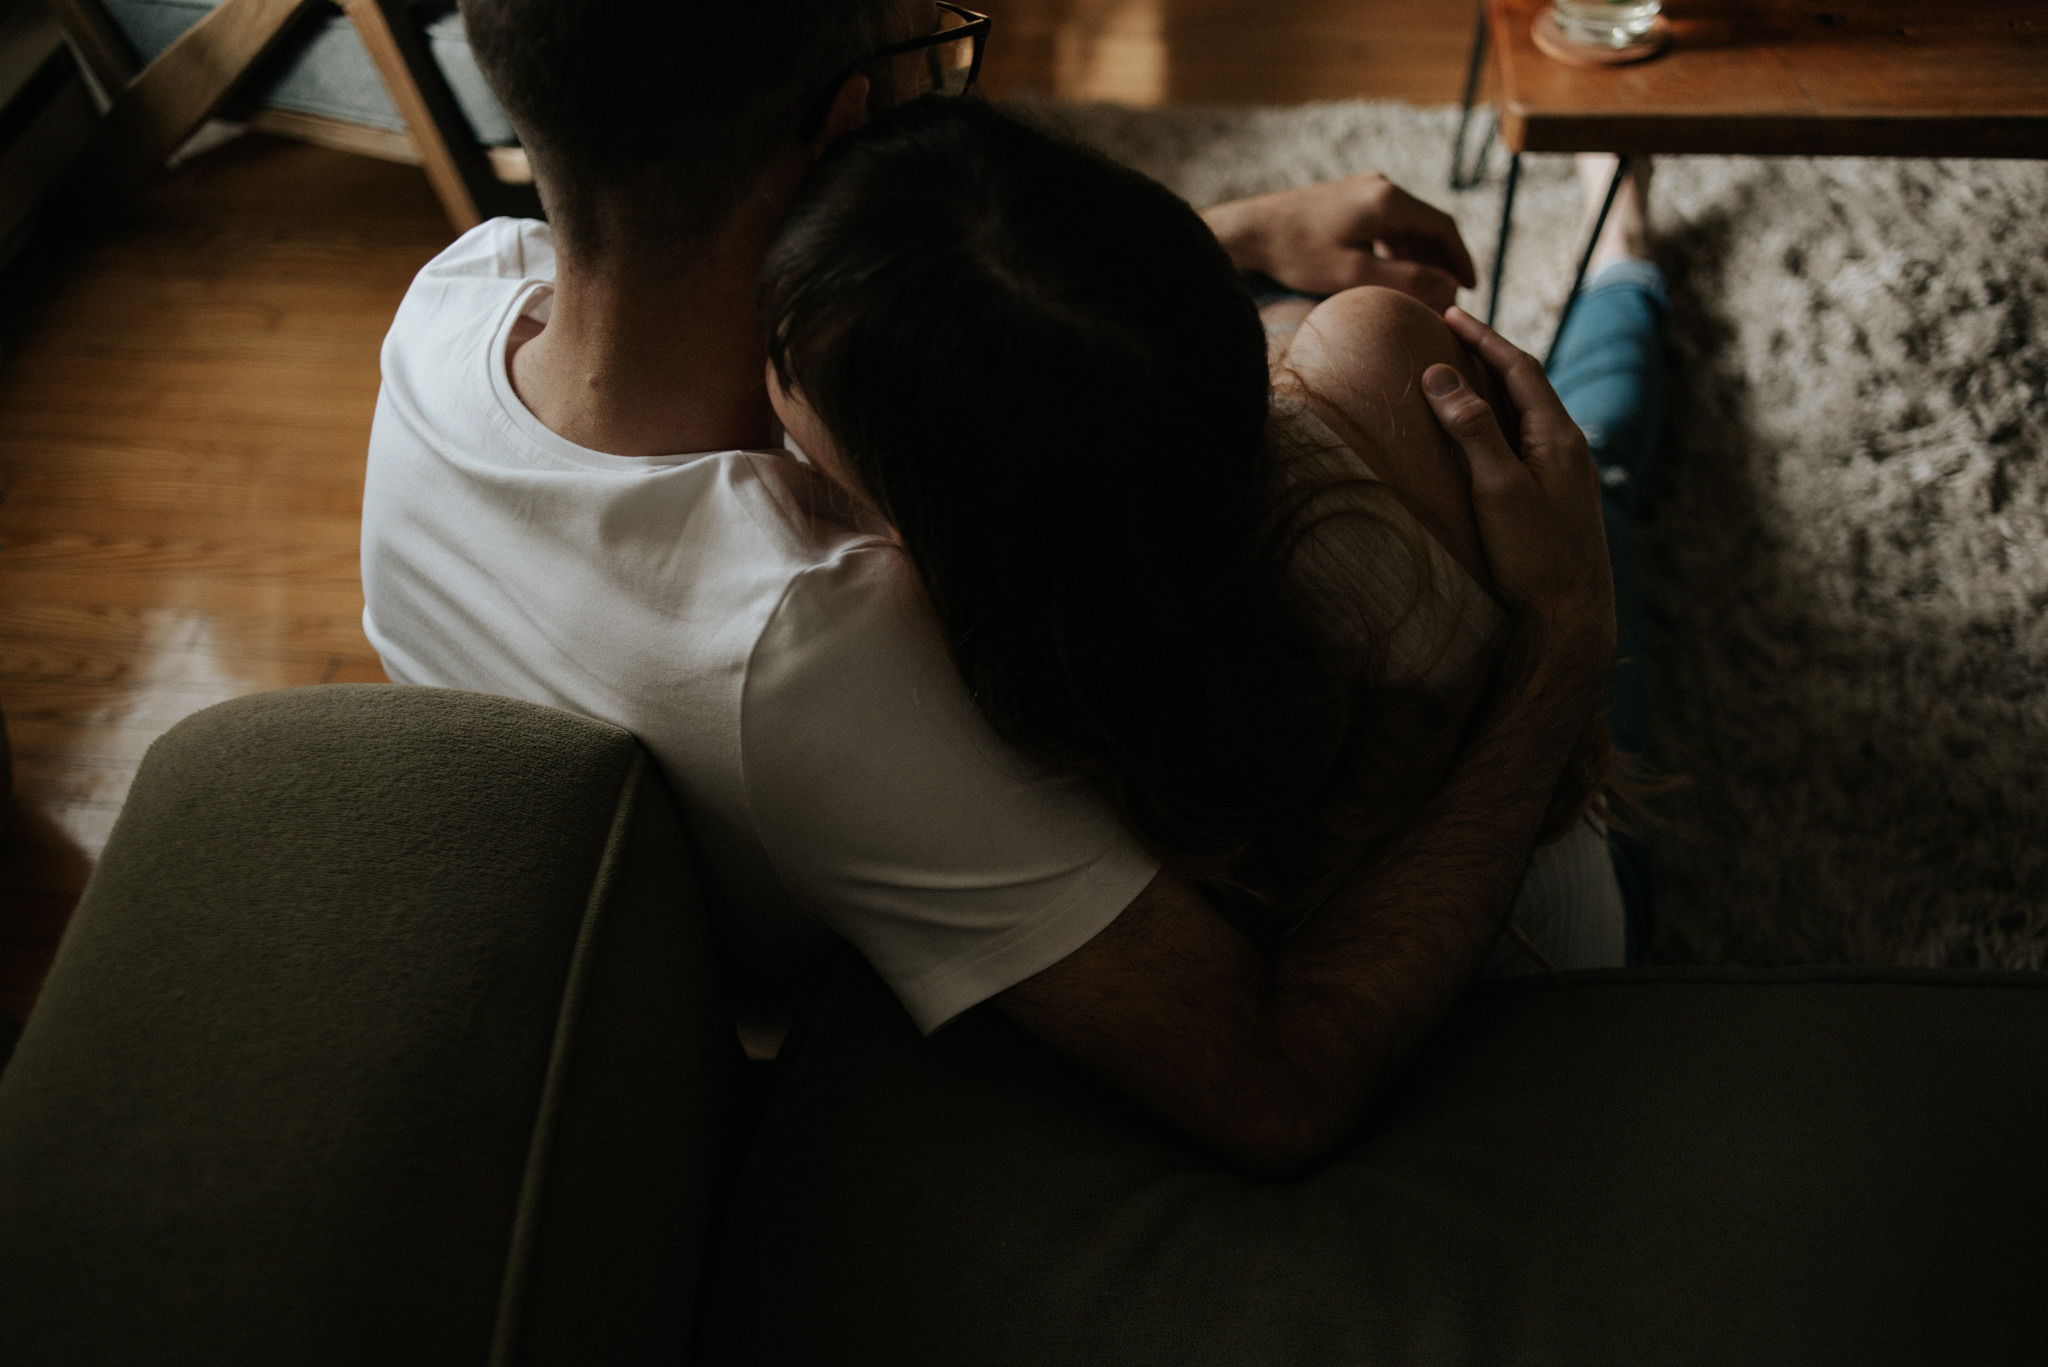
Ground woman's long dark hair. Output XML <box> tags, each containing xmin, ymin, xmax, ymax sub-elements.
<box><xmin>760</xmin><ymin>98</ymin><xmax>1604</xmax><ymax>924</ymax></box>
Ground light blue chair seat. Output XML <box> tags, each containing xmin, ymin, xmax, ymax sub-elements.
<box><xmin>103</xmin><ymin>0</ymin><xmax>517</xmax><ymax>147</ymax></box>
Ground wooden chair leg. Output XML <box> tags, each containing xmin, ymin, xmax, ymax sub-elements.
<box><xmin>340</xmin><ymin>0</ymin><xmax>540</xmax><ymax>232</ymax></box>
<box><xmin>39</xmin><ymin>0</ymin><xmax>139</xmax><ymax>96</ymax></box>
<box><xmin>67</xmin><ymin>0</ymin><xmax>315</xmax><ymax>212</ymax></box>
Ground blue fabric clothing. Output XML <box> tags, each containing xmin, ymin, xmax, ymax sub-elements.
<box><xmin>1547</xmin><ymin>260</ymin><xmax>1668</xmax><ymax>962</ymax></box>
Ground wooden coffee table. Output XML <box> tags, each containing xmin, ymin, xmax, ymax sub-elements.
<box><xmin>1453</xmin><ymin>0</ymin><xmax>2048</xmax><ymax>342</ymax></box>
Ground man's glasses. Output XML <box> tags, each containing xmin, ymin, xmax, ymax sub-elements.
<box><xmin>802</xmin><ymin>4</ymin><xmax>992</xmax><ymax>135</ymax></box>
<box><xmin>864</xmin><ymin>2</ymin><xmax>990</xmax><ymax>101</ymax></box>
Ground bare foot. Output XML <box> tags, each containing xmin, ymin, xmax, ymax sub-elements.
<box><xmin>1576</xmin><ymin>153</ymin><xmax>1653</xmax><ymax>279</ymax></box>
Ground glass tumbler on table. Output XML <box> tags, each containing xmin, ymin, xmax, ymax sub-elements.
<box><xmin>1552</xmin><ymin>0</ymin><xmax>1662</xmax><ymax>49</ymax></box>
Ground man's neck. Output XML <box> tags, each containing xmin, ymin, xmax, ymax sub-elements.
<box><xmin>508</xmin><ymin>167</ymin><xmax>801</xmax><ymax>458</ymax></box>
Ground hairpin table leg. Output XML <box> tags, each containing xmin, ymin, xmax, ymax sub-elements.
<box><xmin>1485</xmin><ymin>151</ymin><xmax>1521</xmax><ymax>327</ymax></box>
<box><xmin>1449</xmin><ymin>0</ymin><xmax>1494</xmax><ymax>191</ymax></box>
<box><xmin>1544</xmin><ymin>154</ymin><xmax>1630</xmax><ymax>366</ymax></box>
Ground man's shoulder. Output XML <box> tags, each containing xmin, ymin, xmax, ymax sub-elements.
<box><xmin>370</xmin><ymin>219</ymin><xmax>556</xmax><ymax>474</ymax></box>
<box><xmin>383</xmin><ymin>217</ymin><xmax>552</xmax><ymax>359</ymax></box>
<box><xmin>415</xmin><ymin>216</ymin><xmax>556</xmax><ymax>288</ymax></box>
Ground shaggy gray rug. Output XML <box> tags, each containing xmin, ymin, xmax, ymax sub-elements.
<box><xmin>1019</xmin><ymin>98</ymin><xmax>2048</xmax><ymax>971</ymax></box>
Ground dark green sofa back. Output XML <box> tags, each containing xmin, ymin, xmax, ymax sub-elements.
<box><xmin>0</xmin><ymin>685</ymin><xmax>742</xmax><ymax>1366</ymax></box>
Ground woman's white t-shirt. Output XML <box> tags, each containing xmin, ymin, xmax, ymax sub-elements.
<box><xmin>361</xmin><ymin>218</ymin><xmax>1160</xmax><ymax>1035</ymax></box>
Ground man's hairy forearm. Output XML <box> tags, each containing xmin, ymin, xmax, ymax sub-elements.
<box><xmin>996</xmin><ymin>629</ymin><xmax>1606</xmax><ymax>1179</ymax></box>
<box><xmin>1250</xmin><ymin>631</ymin><xmax>1600</xmax><ymax>1162</ymax></box>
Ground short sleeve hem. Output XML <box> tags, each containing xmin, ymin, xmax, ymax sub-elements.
<box><xmin>738</xmin><ymin>546</ymin><xmax>1163</xmax><ymax>1037</ymax></box>
<box><xmin>892</xmin><ymin>841</ymin><xmax>1160</xmax><ymax>1034</ymax></box>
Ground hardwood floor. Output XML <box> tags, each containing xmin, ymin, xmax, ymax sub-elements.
<box><xmin>0</xmin><ymin>139</ymin><xmax>442</xmax><ymax>1022</ymax></box>
<box><xmin>0</xmin><ymin>0</ymin><xmax>1475</xmax><ymax>1025</ymax></box>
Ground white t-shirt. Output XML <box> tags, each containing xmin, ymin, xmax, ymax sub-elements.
<box><xmin>361</xmin><ymin>218</ymin><xmax>1160</xmax><ymax>1035</ymax></box>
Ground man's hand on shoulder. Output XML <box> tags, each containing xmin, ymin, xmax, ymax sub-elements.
<box><xmin>1203</xmin><ymin>172</ymin><xmax>1478</xmax><ymax>313</ymax></box>
<box><xmin>1422</xmin><ymin>306</ymin><xmax>1616</xmax><ymax>705</ymax></box>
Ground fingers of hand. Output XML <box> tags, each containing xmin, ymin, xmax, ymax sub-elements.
<box><xmin>1271</xmin><ymin>173</ymin><xmax>1475</xmax><ymax>295</ymax></box>
<box><xmin>1442</xmin><ymin>306</ymin><xmax>1538</xmax><ymax>381</ymax></box>
<box><xmin>1423</xmin><ymin>335</ymin><xmax>1610</xmax><ymax>630</ymax></box>
<box><xmin>1377</xmin><ymin>233</ymin><xmax>1471</xmax><ymax>283</ymax></box>
<box><xmin>1421</xmin><ymin>364</ymin><xmax>1524</xmax><ymax>494</ymax></box>
<box><xmin>1442</xmin><ymin>308</ymin><xmax>1585</xmax><ymax>460</ymax></box>
<box><xmin>1443</xmin><ymin>314</ymin><xmax>1549</xmax><ymax>427</ymax></box>
<box><xmin>1367</xmin><ymin>182</ymin><xmax>1479</xmax><ymax>286</ymax></box>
